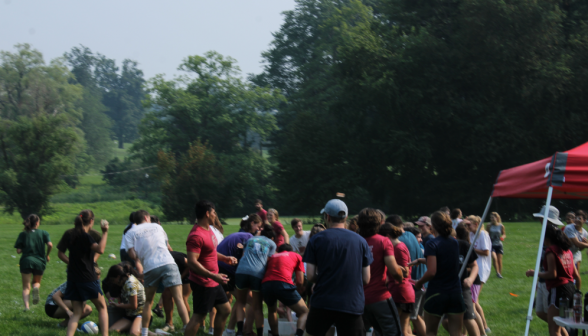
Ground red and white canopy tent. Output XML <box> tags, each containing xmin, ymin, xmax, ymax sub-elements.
<box><xmin>460</xmin><ymin>142</ymin><xmax>588</xmax><ymax>336</ymax></box>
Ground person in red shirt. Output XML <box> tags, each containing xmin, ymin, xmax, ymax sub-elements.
<box><xmin>526</xmin><ymin>224</ymin><xmax>580</xmax><ymax>336</ymax></box>
<box><xmin>267</xmin><ymin>208</ymin><xmax>289</xmax><ymax>247</ymax></box>
<box><xmin>185</xmin><ymin>201</ymin><xmax>238</xmax><ymax>336</ymax></box>
<box><xmin>261</xmin><ymin>244</ymin><xmax>308</xmax><ymax>336</ymax></box>
<box><xmin>380</xmin><ymin>224</ymin><xmax>415</xmax><ymax>336</ymax></box>
<box><xmin>357</xmin><ymin>208</ymin><xmax>405</xmax><ymax>336</ymax></box>
<box><xmin>254</xmin><ymin>199</ymin><xmax>268</xmax><ymax>224</ymax></box>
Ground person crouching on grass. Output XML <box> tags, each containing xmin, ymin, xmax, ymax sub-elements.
<box><xmin>526</xmin><ymin>223</ymin><xmax>580</xmax><ymax>336</ymax></box>
<box><xmin>57</xmin><ymin>210</ymin><xmax>109</xmax><ymax>336</ymax></box>
<box><xmin>14</xmin><ymin>214</ymin><xmax>52</xmax><ymax>311</ymax></box>
<box><xmin>261</xmin><ymin>243</ymin><xmax>308</xmax><ymax>336</ymax></box>
<box><xmin>104</xmin><ymin>264</ymin><xmax>147</xmax><ymax>336</ymax></box>
<box><xmin>45</xmin><ymin>275</ymin><xmax>96</xmax><ymax>328</ymax></box>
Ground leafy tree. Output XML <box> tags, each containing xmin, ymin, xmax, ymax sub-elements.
<box><xmin>134</xmin><ymin>51</ymin><xmax>284</xmax><ymax>219</ymax></box>
<box><xmin>0</xmin><ymin>44</ymin><xmax>84</xmax><ymax>218</ymax></box>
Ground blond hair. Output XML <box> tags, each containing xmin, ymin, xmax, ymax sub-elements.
<box><xmin>466</xmin><ymin>215</ymin><xmax>485</xmax><ymax>231</ymax></box>
<box><xmin>267</xmin><ymin>208</ymin><xmax>279</xmax><ymax>222</ymax></box>
<box><xmin>490</xmin><ymin>212</ymin><xmax>502</xmax><ymax>224</ymax></box>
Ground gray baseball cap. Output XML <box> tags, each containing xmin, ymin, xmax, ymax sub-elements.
<box><xmin>320</xmin><ymin>199</ymin><xmax>348</xmax><ymax>217</ymax></box>
<box><xmin>533</xmin><ymin>205</ymin><xmax>564</xmax><ymax>226</ymax></box>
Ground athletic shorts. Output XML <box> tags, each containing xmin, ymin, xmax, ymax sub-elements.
<box><xmin>190</xmin><ymin>281</ymin><xmax>228</xmax><ymax>315</ymax></box>
<box><xmin>396</xmin><ymin>302</ymin><xmax>414</xmax><ymax>314</ymax></box>
<box><xmin>548</xmin><ymin>282</ymin><xmax>576</xmax><ymax>309</ymax></box>
<box><xmin>362</xmin><ymin>298</ymin><xmax>402</xmax><ymax>335</ymax></box>
<box><xmin>261</xmin><ymin>281</ymin><xmax>302</xmax><ymax>307</ymax></box>
<box><xmin>470</xmin><ymin>284</ymin><xmax>481</xmax><ymax>303</ymax></box>
<box><xmin>423</xmin><ymin>290</ymin><xmax>466</xmax><ymax>317</ymax></box>
<box><xmin>123</xmin><ymin>315</ymin><xmax>141</xmax><ymax>322</ymax></box>
<box><xmin>144</xmin><ymin>264</ymin><xmax>182</xmax><ymax>289</ymax></box>
<box><xmin>411</xmin><ymin>288</ymin><xmax>425</xmax><ymax>320</ymax></box>
<box><xmin>63</xmin><ymin>280</ymin><xmax>103</xmax><ymax>302</ymax></box>
<box><xmin>306</xmin><ymin>307</ymin><xmax>364</xmax><ymax>336</ymax></box>
<box><xmin>536</xmin><ymin>282</ymin><xmax>549</xmax><ymax>314</ymax></box>
<box><xmin>221</xmin><ymin>273</ymin><xmax>236</xmax><ymax>292</ymax></box>
<box><xmin>45</xmin><ymin>304</ymin><xmax>59</xmax><ymax>318</ymax></box>
<box><xmin>492</xmin><ymin>245</ymin><xmax>504</xmax><ymax>255</ymax></box>
<box><xmin>462</xmin><ymin>288</ymin><xmax>476</xmax><ymax>320</ymax></box>
<box><xmin>235</xmin><ymin>274</ymin><xmax>262</xmax><ymax>292</ymax></box>
<box><xmin>21</xmin><ymin>268</ymin><xmax>44</xmax><ymax>276</ymax></box>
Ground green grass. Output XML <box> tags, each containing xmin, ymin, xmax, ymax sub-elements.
<box><xmin>0</xmin><ymin>221</ymin><xmax>572</xmax><ymax>335</ymax></box>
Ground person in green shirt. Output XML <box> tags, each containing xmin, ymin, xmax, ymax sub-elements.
<box><xmin>14</xmin><ymin>214</ymin><xmax>53</xmax><ymax>311</ymax></box>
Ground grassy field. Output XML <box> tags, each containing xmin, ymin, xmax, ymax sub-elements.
<box><xmin>0</xmin><ymin>220</ymin><xmax>573</xmax><ymax>335</ymax></box>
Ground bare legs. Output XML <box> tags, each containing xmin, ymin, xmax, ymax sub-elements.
<box><xmin>268</xmin><ymin>299</ymin><xmax>308</xmax><ymax>336</ymax></box>
<box><xmin>66</xmin><ymin>295</ymin><xmax>108</xmax><ymax>336</ymax></box>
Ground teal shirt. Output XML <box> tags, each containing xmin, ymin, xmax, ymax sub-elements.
<box><xmin>14</xmin><ymin>229</ymin><xmax>51</xmax><ymax>271</ymax></box>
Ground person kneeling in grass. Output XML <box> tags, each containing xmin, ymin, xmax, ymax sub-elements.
<box><xmin>45</xmin><ymin>279</ymin><xmax>94</xmax><ymax>328</ymax></box>
<box><xmin>262</xmin><ymin>243</ymin><xmax>308</xmax><ymax>336</ymax></box>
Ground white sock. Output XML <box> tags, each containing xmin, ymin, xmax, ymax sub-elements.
<box><xmin>142</xmin><ymin>327</ymin><xmax>149</xmax><ymax>336</ymax></box>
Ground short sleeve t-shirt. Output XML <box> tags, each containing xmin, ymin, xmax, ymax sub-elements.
<box><xmin>363</xmin><ymin>234</ymin><xmax>394</xmax><ymax>305</ymax></box>
<box><xmin>290</xmin><ymin>231</ymin><xmax>310</xmax><ymax>255</ymax></box>
<box><xmin>211</xmin><ymin>226</ymin><xmax>224</xmax><ymax>244</ymax></box>
<box><xmin>469</xmin><ymin>231</ymin><xmax>492</xmax><ymax>283</ymax></box>
<box><xmin>121</xmin><ymin>275</ymin><xmax>145</xmax><ymax>317</ymax></box>
<box><xmin>46</xmin><ymin>282</ymin><xmax>68</xmax><ymax>306</ymax></box>
<box><xmin>422</xmin><ymin>234</ymin><xmax>435</xmax><ymax>248</ymax></box>
<box><xmin>257</xmin><ymin>209</ymin><xmax>268</xmax><ymax>222</ymax></box>
<box><xmin>303</xmin><ymin>228</ymin><xmax>373</xmax><ymax>315</ymax></box>
<box><xmin>57</xmin><ymin>230</ymin><xmax>97</xmax><ymax>282</ymax></box>
<box><xmin>217</xmin><ymin>232</ymin><xmax>253</xmax><ymax>276</ymax></box>
<box><xmin>186</xmin><ymin>225</ymin><xmax>220</xmax><ymax>287</ymax></box>
<box><xmin>388</xmin><ymin>242</ymin><xmax>415</xmax><ymax>304</ymax></box>
<box><xmin>564</xmin><ymin>224</ymin><xmax>588</xmax><ymax>263</ymax></box>
<box><xmin>14</xmin><ymin>229</ymin><xmax>51</xmax><ymax>271</ymax></box>
<box><xmin>458</xmin><ymin>240</ymin><xmax>481</xmax><ymax>285</ymax></box>
<box><xmin>424</xmin><ymin>236</ymin><xmax>461</xmax><ymax>295</ymax></box>
<box><xmin>263</xmin><ymin>251</ymin><xmax>305</xmax><ymax>285</ymax></box>
<box><xmin>271</xmin><ymin>221</ymin><xmax>285</xmax><ymax>247</ymax></box>
<box><xmin>236</xmin><ymin>236</ymin><xmax>277</xmax><ymax>279</ymax></box>
<box><xmin>398</xmin><ymin>231</ymin><xmax>426</xmax><ymax>281</ymax></box>
<box><xmin>57</xmin><ymin>228</ymin><xmax>101</xmax><ymax>252</ymax></box>
<box><xmin>125</xmin><ymin>223</ymin><xmax>175</xmax><ymax>273</ymax></box>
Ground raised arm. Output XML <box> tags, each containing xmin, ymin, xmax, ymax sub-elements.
<box><xmin>91</xmin><ymin>225</ymin><xmax>108</xmax><ymax>255</ymax></box>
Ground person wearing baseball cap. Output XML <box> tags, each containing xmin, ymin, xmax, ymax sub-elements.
<box><xmin>416</xmin><ymin>216</ymin><xmax>434</xmax><ymax>248</ymax></box>
<box><xmin>303</xmin><ymin>199</ymin><xmax>373</xmax><ymax>336</ymax></box>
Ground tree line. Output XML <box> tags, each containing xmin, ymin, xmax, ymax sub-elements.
<box><xmin>3</xmin><ymin>0</ymin><xmax>588</xmax><ymax>220</ymax></box>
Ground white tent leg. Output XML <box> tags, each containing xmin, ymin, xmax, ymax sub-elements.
<box><xmin>524</xmin><ymin>186</ymin><xmax>554</xmax><ymax>336</ymax></box>
<box><xmin>458</xmin><ymin>196</ymin><xmax>493</xmax><ymax>279</ymax></box>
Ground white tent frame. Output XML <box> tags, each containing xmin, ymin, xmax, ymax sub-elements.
<box><xmin>459</xmin><ymin>187</ymin><xmax>554</xmax><ymax>336</ymax></box>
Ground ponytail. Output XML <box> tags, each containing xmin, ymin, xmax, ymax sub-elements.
<box><xmin>72</xmin><ymin>210</ymin><xmax>94</xmax><ymax>244</ymax></box>
<box><xmin>23</xmin><ymin>214</ymin><xmax>40</xmax><ymax>232</ymax></box>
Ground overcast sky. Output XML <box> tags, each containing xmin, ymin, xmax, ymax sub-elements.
<box><xmin>1</xmin><ymin>0</ymin><xmax>296</xmax><ymax>80</ymax></box>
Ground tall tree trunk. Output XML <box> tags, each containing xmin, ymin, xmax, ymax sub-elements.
<box><xmin>118</xmin><ymin>133</ymin><xmax>124</xmax><ymax>149</ymax></box>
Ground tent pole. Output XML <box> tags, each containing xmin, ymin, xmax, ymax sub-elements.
<box><xmin>524</xmin><ymin>186</ymin><xmax>554</xmax><ymax>336</ymax></box>
<box><xmin>458</xmin><ymin>196</ymin><xmax>493</xmax><ymax>278</ymax></box>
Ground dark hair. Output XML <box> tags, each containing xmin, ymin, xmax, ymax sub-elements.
<box><xmin>576</xmin><ymin>210</ymin><xmax>587</xmax><ymax>220</ymax></box>
<box><xmin>310</xmin><ymin>224</ymin><xmax>326</xmax><ymax>238</ymax></box>
<box><xmin>124</xmin><ymin>212</ymin><xmax>136</xmax><ymax>235</ymax></box>
<box><xmin>240</xmin><ymin>214</ymin><xmax>262</xmax><ymax>232</ymax></box>
<box><xmin>260</xmin><ymin>224</ymin><xmax>276</xmax><ymax>240</ymax></box>
<box><xmin>103</xmin><ymin>263</ymin><xmax>140</xmax><ymax>288</ymax></box>
<box><xmin>450</xmin><ymin>208</ymin><xmax>462</xmax><ymax>220</ymax></box>
<box><xmin>347</xmin><ymin>215</ymin><xmax>359</xmax><ymax>233</ymax></box>
<box><xmin>195</xmin><ymin>200</ymin><xmax>215</xmax><ymax>220</ymax></box>
<box><xmin>23</xmin><ymin>214</ymin><xmax>40</xmax><ymax>232</ymax></box>
<box><xmin>255</xmin><ymin>199</ymin><xmax>263</xmax><ymax>205</ymax></box>
<box><xmin>291</xmin><ymin>218</ymin><xmax>303</xmax><ymax>227</ymax></box>
<box><xmin>431</xmin><ymin>211</ymin><xmax>452</xmax><ymax>237</ymax></box>
<box><xmin>277</xmin><ymin>244</ymin><xmax>293</xmax><ymax>253</ymax></box>
<box><xmin>385</xmin><ymin>215</ymin><xmax>403</xmax><ymax>227</ymax></box>
<box><xmin>72</xmin><ymin>210</ymin><xmax>94</xmax><ymax>242</ymax></box>
<box><xmin>134</xmin><ymin>210</ymin><xmax>150</xmax><ymax>224</ymax></box>
<box><xmin>440</xmin><ymin>206</ymin><xmax>450</xmax><ymax>213</ymax></box>
<box><xmin>546</xmin><ymin>223</ymin><xmax>572</xmax><ymax>251</ymax></box>
<box><xmin>150</xmin><ymin>215</ymin><xmax>160</xmax><ymax>224</ymax></box>
<box><xmin>407</xmin><ymin>226</ymin><xmax>421</xmax><ymax>236</ymax></box>
<box><xmin>379</xmin><ymin>222</ymin><xmax>403</xmax><ymax>239</ymax></box>
<box><xmin>455</xmin><ymin>223</ymin><xmax>469</xmax><ymax>241</ymax></box>
<box><xmin>358</xmin><ymin>208</ymin><xmax>382</xmax><ymax>238</ymax></box>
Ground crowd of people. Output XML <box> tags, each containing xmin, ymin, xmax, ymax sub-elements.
<box><xmin>13</xmin><ymin>197</ymin><xmax>584</xmax><ymax>336</ymax></box>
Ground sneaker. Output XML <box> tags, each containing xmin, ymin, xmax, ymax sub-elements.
<box><xmin>152</xmin><ymin>305</ymin><xmax>164</xmax><ymax>318</ymax></box>
<box><xmin>32</xmin><ymin>287</ymin><xmax>40</xmax><ymax>305</ymax></box>
<box><xmin>154</xmin><ymin>329</ymin><xmax>172</xmax><ymax>336</ymax></box>
<box><xmin>485</xmin><ymin>328</ymin><xmax>492</xmax><ymax>334</ymax></box>
<box><xmin>497</xmin><ymin>273</ymin><xmax>503</xmax><ymax>279</ymax></box>
<box><xmin>208</xmin><ymin>328</ymin><xmax>214</xmax><ymax>335</ymax></box>
<box><xmin>160</xmin><ymin>324</ymin><xmax>175</xmax><ymax>333</ymax></box>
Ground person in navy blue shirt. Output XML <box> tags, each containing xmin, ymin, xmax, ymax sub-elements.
<box><xmin>303</xmin><ymin>199</ymin><xmax>373</xmax><ymax>336</ymax></box>
<box><xmin>415</xmin><ymin>211</ymin><xmax>465</xmax><ymax>336</ymax></box>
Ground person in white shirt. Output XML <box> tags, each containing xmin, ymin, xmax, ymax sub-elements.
<box><xmin>564</xmin><ymin>210</ymin><xmax>588</xmax><ymax>273</ymax></box>
<box><xmin>289</xmin><ymin>218</ymin><xmax>310</xmax><ymax>255</ymax></box>
<box><xmin>125</xmin><ymin>210</ymin><xmax>190</xmax><ymax>336</ymax></box>
<box><xmin>464</xmin><ymin>215</ymin><xmax>492</xmax><ymax>335</ymax></box>
<box><xmin>450</xmin><ymin>208</ymin><xmax>463</xmax><ymax>230</ymax></box>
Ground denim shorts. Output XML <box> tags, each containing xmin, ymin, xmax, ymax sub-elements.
<box><xmin>144</xmin><ymin>264</ymin><xmax>182</xmax><ymax>289</ymax></box>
